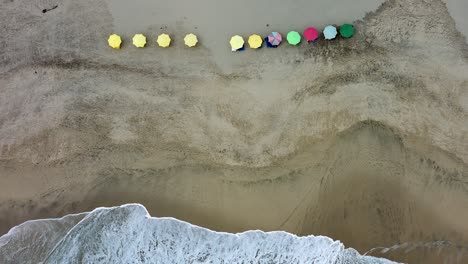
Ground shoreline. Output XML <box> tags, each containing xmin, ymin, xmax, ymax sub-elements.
<box><xmin>0</xmin><ymin>0</ymin><xmax>467</xmax><ymax>263</ymax></box>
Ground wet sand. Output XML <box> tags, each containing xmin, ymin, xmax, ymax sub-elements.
<box><xmin>1</xmin><ymin>0</ymin><xmax>468</xmax><ymax>263</ymax></box>
<box><xmin>444</xmin><ymin>0</ymin><xmax>468</xmax><ymax>42</ymax></box>
<box><xmin>108</xmin><ymin>0</ymin><xmax>386</xmax><ymax>71</ymax></box>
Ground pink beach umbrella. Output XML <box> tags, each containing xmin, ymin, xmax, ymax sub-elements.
<box><xmin>267</xmin><ymin>32</ymin><xmax>282</xmax><ymax>46</ymax></box>
<box><xmin>304</xmin><ymin>27</ymin><xmax>319</xmax><ymax>42</ymax></box>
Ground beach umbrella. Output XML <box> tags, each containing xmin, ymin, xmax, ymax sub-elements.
<box><xmin>157</xmin><ymin>33</ymin><xmax>171</xmax><ymax>48</ymax></box>
<box><xmin>303</xmin><ymin>27</ymin><xmax>319</xmax><ymax>42</ymax></box>
<box><xmin>248</xmin><ymin>34</ymin><xmax>263</xmax><ymax>49</ymax></box>
<box><xmin>184</xmin><ymin>33</ymin><xmax>198</xmax><ymax>47</ymax></box>
<box><xmin>267</xmin><ymin>32</ymin><xmax>282</xmax><ymax>47</ymax></box>
<box><xmin>287</xmin><ymin>31</ymin><xmax>301</xmax><ymax>45</ymax></box>
<box><xmin>265</xmin><ymin>37</ymin><xmax>273</xmax><ymax>48</ymax></box>
<box><xmin>132</xmin><ymin>34</ymin><xmax>147</xmax><ymax>48</ymax></box>
<box><xmin>339</xmin><ymin>24</ymin><xmax>355</xmax><ymax>38</ymax></box>
<box><xmin>323</xmin><ymin>25</ymin><xmax>337</xmax><ymax>40</ymax></box>
<box><xmin>230</xmin><ymin>35</ymin><xmax>244</xmax><ymax>51</ymax></box>
<box><xmin>108</xmin><ymin>34</ymin><xmax>122</xmax><ymax>49</ymax></box>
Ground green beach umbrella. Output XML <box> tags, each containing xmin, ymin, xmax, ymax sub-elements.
<box><xmin>287</xmin><ymin>31</ymin><xmax>301</xmax><ymax>45</ymax></box>
<box><xmin>339</xmin><ymin>24</ymin><xmax>355</xmax><ymax>38</ymax></box>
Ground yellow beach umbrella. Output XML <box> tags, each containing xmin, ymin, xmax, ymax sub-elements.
<box><xmin>157</xmin><ymin>34</ymin><xmax>171</xmax><ymax>48</ymax></box>
<box><xmin>108</xmin><ymin>34</ymin><xmax>122</xmax><ymax>49</ymax></box>
<box><xmin>248</xmin><ymin>34</ymin><xmax>262</xmax><ymax>49</ymax></box>
<box><xmin>132</xmin><ymin>34</ymin><xmax>147</xmax><ymax>48</ymax></box>
<box><xmin>230</xmin><ymin>35</ymin><xmax>244</xmax><ymax>51</ymax></box>
<box><xmin>184</xmin><ymin>33</ymin><xmax>198</xmax><ymax>47</ymax></box>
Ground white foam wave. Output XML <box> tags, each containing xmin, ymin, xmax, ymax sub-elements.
<box><xmin>0</xmin><ymin>204</ymin><xmax>398</xmax><ymax>264</ymax></box>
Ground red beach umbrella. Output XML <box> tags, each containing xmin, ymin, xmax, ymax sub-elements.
<box><xmin>304</xmin><ymin>27</ymin><xmax>319</xmax><ymax>42</ymax></box>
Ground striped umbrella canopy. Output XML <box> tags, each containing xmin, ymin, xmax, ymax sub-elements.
<box><xmin>267</xmin><ymin>32</ymin><xmax>282</xmax><ymax>46</ymax></box>
<box><xmin>303</xmin><ymin>27</ymin><xmax>319</xmax><ymax>42</ymax></box>
<box><xmin>323</xmin><ymin>25</ymin><xmax>337</xmax><ymax>40</ymax></box>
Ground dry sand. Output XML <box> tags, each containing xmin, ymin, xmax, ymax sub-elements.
<box><xmin>1</xmin><ymin>0</ymin><xmax>468</xmax><ymax>263</ymax></box>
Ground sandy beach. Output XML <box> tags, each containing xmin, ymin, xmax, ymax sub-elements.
<box><xmin>1</xmin><ymin>0</ymin><xmax>468</xmax><ymax>263</ymax></box>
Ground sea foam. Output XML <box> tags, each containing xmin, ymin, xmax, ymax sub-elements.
<box><xmin>0</xmin><ymin>204</ymin><xmax>398</xmax><ymax>264</ymax></box>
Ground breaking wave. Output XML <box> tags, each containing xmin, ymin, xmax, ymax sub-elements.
<box><xmin>0</xmin><ymin>204</ymin><xmax>396</xmax><ymax>264</ymax></box>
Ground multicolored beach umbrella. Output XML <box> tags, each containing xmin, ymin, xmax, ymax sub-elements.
<box><xmin>267</xmin><ymin>32</ymin><xmax>282</xmax><ymax>46</ymax></box>
<box><xmin>184</xmin><ymin>33</ymin><xmax>198</xmax><ymax>47</ymax></box>
<box><xmin>157</xmin><ymin>33</ymin><xmax>171</xmax><ymax>48</ymax></box>
<box><xmin>132</xmin><ymin>34</ymin><xmax>147</xmax><ymax>48</ymax></box>
<box><xmin>287</xmin><ymin>31</ymin><xmax>301</xmax><ymax>45</ymax></box>
<box><xmin>323</xmin><ymin>25</ymin><xmax>337</xmax><ymax>40</ymax></box>
<box><xmin>108</xmin><ymin>34</ymin><xmax>122</xmax><ymax>49</ymax></box>
<box><xmin>230</xmin><ymin>35</ymin><xmax>244</xmax><ymax>51</ymax></box>
<box><xmin>248</xmin><ymin>34</ymin><xmax>263</xmax><ymax>49</ymax></box>
<box><xmin>303</xmin><ymin>27</ymin><xmax>319</xmax><ymax>42</ymax></box>
<box><xmin>339</xmin><ymin>24</ymin><xmax>355</xmax><ymax>38</ymax></box>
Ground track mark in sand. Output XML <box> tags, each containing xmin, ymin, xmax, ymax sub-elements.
<box><xmin>364</xmin><ymin>240</ymin><xmax>468</xmax><ymax>261</ymax></box>
<box><xmin>42</xmin><ymin>5</ymin><xmax>58</xmax><ymax>14</ymax></box>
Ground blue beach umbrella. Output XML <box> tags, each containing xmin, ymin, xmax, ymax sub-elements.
<box><xmin>323</xmin><ymin>25</ymin><xmax>337</xmax><ymax>40</ymax></box>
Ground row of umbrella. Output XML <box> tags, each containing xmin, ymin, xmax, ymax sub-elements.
<box><xmin>230</xmin><ymin>24</ymin><xmax>354</xmax><ymax>51</ymax></box>
<box><xmin>108</xmin><ymin>33</ymin><xmax>198</xmax><ymax>49</ymax></box>
<box><xmin>108</xmin><ymin>24</ymin><xmax>354</xmax><ymax>50</ymax></box>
